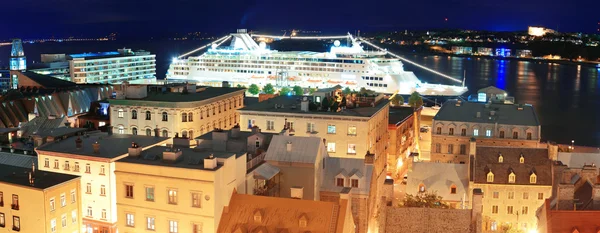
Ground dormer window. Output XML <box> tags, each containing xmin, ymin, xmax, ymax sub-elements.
<box><xmin>530</xmin><ymin>173</ymin><xmax>537</xmax><ymax>184</ymax></box>
<box><xmin>498</xmin><ymin>154</ymin><xmax>503</xmax><ymax>163</ymax></box>
<box><xmin>336</xmin><ymin>178</ymin><xmax>345</xmax><ymax>187</ymax></box>
<box><xmin>450</xmin><ymin>184</ymin><xmax>457</xmax><ymax>194</ymax></box>
<box><xmin>253</xmin><ymin>210</ymin><xmax>262</xmax><ymax>223</ymax></box>
<box><xmin>508</xmin><ymin>172</ymin><xmax>516</xmax><ymax>183</ymax></box>
<box><xmin>520</xmin><ymin>153</ymin><xmax>524</xmax><ymax>163</ymax></box>
<box><xmin>487</xmin><ymin>172</ymin><xmax>494</xmax><ymax>183</ymax></box>
<box><xmin>418</xmin><ymin>183</ymin><xmax>426</xmax><ymax>192</ymax></box>
<box><xmin>299</xmin><ymin>215</ymin><xmax>308</xmax><ymax>227</ymax></box>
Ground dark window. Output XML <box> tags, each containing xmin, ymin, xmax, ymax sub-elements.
<box><xmin>513</xmin><ymin>132</ymin><xmax>518</xmax><ymax>139</ymax></box>
<box><xmin>447</xmin><ymin>144</ymin><xmax>453</xmax><ymax>154</ymax></box>
<box><xmin>132</xmin><ymin>128</ymin><xmax>137</xmax><ymax>135</ymax></box>
<box><xmin>449</xmin><ymin>128</ymin><xmax>454</xmax><ymax>136</ymax></box>
<box><xmin>131</xmin><ymin>110</ymin><xmax>137</xmax><ymax>119</ymax></box>
<box><xmin>460</xmin><ymin>144</ymin><xmax>466</xmax><ymax>155</ymax></box>
<box><xmin>12</xmin><ymin>216</ymin><xmax>19</xmax><ymax>231</ymax></box>
<box><xmin>527</xmin><ymin>132</ymin><xmax>532</xmax><ymax>140</ymax></box>
<box><xmin>451</xmin><ymin>187</ymin><xmax>457</xmax><ymax>194</ymax></box>
<box><xmin>125</xmin><ymin>185</ymin><xmax>134</xmax><ymax>198</ymax></box>
<box><xmin>461</xmin><ymin>128</ymin><xmax>466</xmax><ymax>136</ymax></box>
<box><xmin>336</xmin><ymin>178</ymin><xmax>344</xmax><ymax>187</ymax></box>
<box><xmin>145</xmin><ymin>111</ymin><xmax>151</xmax><ymax>120</ymax></box>
<box><xmin>499</xmin><ymin>131</ymin><xmax>505</xmax><ymax>138</ymax></box>
<box><xmin>162</xmin><ymin>112</ymin><xmax>168</xmax><ymax>121</ymax></box>
<box><xmin>436</xmin><ymin>127</ymin><xmax>442</xmax><ymax>134</ymax></box>
<box><xmin>435</xmin><ymin>144</ymin><xmax>441</xmax><ymax>153</ymax></box>
<box><xmin>182</xmin><ymin>113</ymin><xmax>187</xmax><ymax>122</ymax></box>
<box><xmin>11</xmin><ymin>195</ymin><xmax>18</xmax><ymax>210</ymax></box>
<box><xmin>188</xmin><ymin>113</ymin><xmax>193</xmax><ymax>122</ymax></box>
<box><xmin>351</xmin><ymin>179</ymin><xmax>359</xmax><ymax>188</ymax></box>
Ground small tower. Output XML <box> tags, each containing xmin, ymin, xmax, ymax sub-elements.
<box><xmin>9</xmin><ymin>39</ymin><xmax>26</xmax><ymax>89</ymax></box>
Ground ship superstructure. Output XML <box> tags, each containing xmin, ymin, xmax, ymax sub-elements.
<box><xmin>167</xmin><ymin>29</ymin><xmax>467</xmax><ymax>96</ymax></box>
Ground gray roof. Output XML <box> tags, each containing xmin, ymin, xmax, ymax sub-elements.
<box><xmin>478</xmin><ymin>86</ymin><xmax>507</xmax><ymax>94</ymax></box>
<box><xmin>265</xmin><ymin>135</ymin><xmax>323</xmax><ymax>164</ymax></box>
<box><xmin>108</xmin><ymin>87</ymin><xmax>245</xmax><ymax>103</ymax></box>
<box><xmin>406</xmin><ymin>163</ymin><xmax>469</xmax><ymax>201</ymax></box>
<box><xmin>253</xmin><ymin>163</ymin><xmax>280</xmax><ymax>180</ymax></box>
<box><xmin>34</xmin><ymin>127</ymin><xmax>87</xmax><ymax>138</ymax></box>
<box><xmin>117</xmin><ymin>146</ymin><xmax>237</xmax><ymax>170</ymax></box>
<box><xmin>557</xmin><ymin>152</ymin><xmax>600</xmax><ymax>168</ymax></box>
<box><xmin>320</xmin><ymin>157</ymin><xmax>373</xmax><ymax>195</ymax></box>
<box><xmin>389</xmin><ymin>106</ymin><xmax>414</xmax><ymax>125</ymax></box>
<box><xmin>0</xmin><ymin>164</ymin><xmax>79</xmax><ymax>189</ymax></box>
<box><xmin>19</xmin><ymin>116</ymin><xmax>69</xmax><ymax>138</ymax></box>
<box><xmin>37</xmin><ymin>133</ymin><xmax>170</xmax><ymax>159</ymax></box>
<box><xmin>0</xmin><ymin>152</ymin><xmax>37</xmax><ymax>168</ymax></box>
<box><xmin>240</xmin><ymin>95</ymin><xmax>389</xmax><ymax>118</ymax></box>
<box><xmin>472</xmin><ymin>146</ymin><xmax>552</xmax><ymax>185</ymax></box>
<box><xmin>434</xmin><ymin>99</ymin><xmax>540</xmax><ymax>126</ymax></box>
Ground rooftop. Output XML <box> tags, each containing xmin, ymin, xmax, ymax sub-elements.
<box><xmin>0</xmin><ymin>152</ymin><xmax>37</xmax><ymax>168</ymax></box>
<box><xmin>557</xmin><ymin>152</ymin><xmax>600</xmax><ymax>168</ymax></box>
<box><xmin>389</xmin><ymin>106</ymin><xmax>415</xmax><ymax>125</ymax></box>
<box><xmin>472</xmin><ymin>146</ymin><xmax>552</xmax><ymax>185</ymax></box>
<box><xmin>0</xmin><ymin>164</ymin><xmax>79</xmax><ymax>189</ymax></box>
<box><xmin>37</xmin><ymin>133</ymin><xmax>169</xmax><ymax>159</ymax></box>
<box><xmin>34</xmin><ymin>127</ymin><xmax>87</xmax><ymax>138</ymax></box>
<box><xmin>434</xmin><ymin>99</ymin><xmax>540</xmax><ymax>126</ymax></box>
<box><xmin>109</xmin><ymin>87</ymin><xmax>245</xmax><ymax>103</ymax></box>
<box><xmin>407</xmin><ymin>163</ymin><xmax>469</xmax><ymax>201</ymax></box>
<box><xmin>239</xmin><ymin>95</ymin><xmax>389</xmax><ymax>118</ymax></box>
<box><xmin>321</xmin><ymin>157</ymin><xmax>373</xmax><ymax>195</ymax></box>
<box><xmin>218</xmin><ymin>193</ymin><xmax>347</xmax><ymax>233</ymax></box>
<box><xmin>20</xmin><ymin>71</ymin><xmax>77</xmax><ymax>89</ymax></box>
<box><xmin>118</xmin><ymin>146</ymin><xmax>238</xmax><ymax>170</ymax></box>
<box><xmin>265</xmin><ymin>135</ymin><xmax>324</xmax><ymax>164</ymax></box>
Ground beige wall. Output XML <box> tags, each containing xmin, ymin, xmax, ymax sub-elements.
<box><xmin>470</xmin><ymin>184</ymin><xmax>551</xmax><ymax>232</ymax></box>
<box><xmin>115</xmin><ymin>154</ymin><xmax>247</xmax><ymax>233</ymax></box>
<box><xmin>111</xmin><ymin>92</ymin><xmax>244</xmax><ymax>139</ymax></box>
<box><xmin>0</xmin><ymin>178</ymin><xmax>81</xmax><ymax>233</ymax></box>
<box><xmin>387</xmin><ymin>112</ymin><xmax>418</xmax><ymax>177</ymax></box>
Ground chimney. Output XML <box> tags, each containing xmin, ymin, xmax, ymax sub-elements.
<box><xmin>286</xmin><ymin>141</ymin><xmax>292</xmax><ymax>152</ymax></box>
<box><xmin>476</xmin><ymin>112</ymin><xmax>481</xmax><ymax>118</ymax></box>
<box><xmin>547</xmin><ymin>141</ymin><xmax>558</xmax><ymax>161</ymax></box>
<box><xmin>28</xmin><ymin>172</ymin><xmax>34</xmax><ymax>186</ymax></box>
<box><xmin>92</xmin><ymin>141</ymin><xmax>100</xmax><ymax>153</ymax></box>
<box><xmin>469</xmin><ymin>138</ymin><xmax>477</xmax><ymax>159</ymax></box>
<box><xmin>107</xmin><ymin>126</ymin><xmax>113</xmax><ymax>135</ymax></box>
<box><xmin>364</xmin><ymin>151</ymin><xmax>375</xmax><ymax>164</ymax></box>
<box><xmin>162</xmin><ymin>148</ymin><xmax>183</xmax><ymax>162</ymax></box>
<box><xmin>251</xmin><ymin>126</ymin><xmax>261</xmax><ymax>134</ymax></box>
<box><xmin>128</xmin><ymin>142</ymin><xmax>142</xmax><ymax>157</ymax></box>
<box><xmin>204</xmin><ymin>154</ymin><xmax>217</xmax><ymax>169</ymax></box>
<box><xmin>75</xmin><ymin>137</ymin><xmax>83</xmax><ymax>149</ymax></box>
<box><xmin>222</xmin><ymin>81</ymin><xmax>230</xmax><ymax>88</ymax></box>
<box><xmin>300</xmin><ymin>97</ymin><xmax>309</xmax><ymax>112</ymax></box>
<box><xmin>472</xmin><ymin>189</ymin><xmax>483</xmax><ymax>223</ymax></box>
<box><xmin>291</xmin><ymin>186</ymin><xmax>304</xmax><ymax>199</ymax></box>
<box><xmin>231</xmin><ymin>124</ymin><xmax>240</xmax><ymax>138</ymax></box>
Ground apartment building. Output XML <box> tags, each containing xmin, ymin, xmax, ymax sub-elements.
<box><xmin>109</xmin><ymin>83</ymin><xmax>245</xmax><ymax>141</ymax></box>
<box><xmin>35</xmin><ymin>132</ymin><xmax>169</xmax><ymax>233</ymax></box>
<box><xmin>30</xmin><ymin>49</ymin><xmax>156</xmax><ymax>84</ymax></box>
<box><xmin>469</xmin><ymin>145</ymin><xmax>553</xmax><ymax>233</ymax></box>
<box><xmin>431</xmin><ymin>99</ymin><xmax>541</xmax><ymax>163</ymax></box>
<box><xmin>387</xmin><ymin>106</ymin><xmax>420</xmax><ymax>177</ymax></box>
<box><xmin>0</xmin><ymin>164</ymin><xmax>81</xmax><ymax>233</ymax></box>
<box><xmin>114</xmin><ymin>145</ymin><xmax>247</xmax><ymax>233</ymax></box>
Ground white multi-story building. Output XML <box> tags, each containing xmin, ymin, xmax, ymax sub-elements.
<box><xmin>35</xmin><ymin>132</ymin><xmax>169</xmax><ymax>233</ymax></box>
<box><xmin>30</xmin><ymin>49</ymin><xmax>156</xmax><ymax>84</ymax></box>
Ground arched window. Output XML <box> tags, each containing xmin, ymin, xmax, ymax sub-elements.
<box><xmin>188</xmin><ymin>113</ymin><xmax>193</xmax><ymax>122</ymax></box>
<box><xmin>118</xmin><ymin>109</ymin><xmax>124</xmax><ymax>118</ymax></box>
<box><xmin>182</xmin><ymin>113</ymin><xmax>188</xmax><ymax>122</ymax></box>
<box><xmin>498</xmin><ymin>154</ymin><xmax>504</xmax><ymax>163</ymax></box>
<box><xmin>145</xmin><ymin>111</ymin><xmax>151</xmax><ymax>120</ymax></box>
<box><xmin>200</xmin><ymin>110</ymin><xmax>204</xmax><ymax>119</ymax></box>
<box><xmin>436</xmin><ymin>127</ymin><xmax>442</xmax><ymax>134</ymax></box>
<box><xmin>131</xmin><ymin>110</ymin><xmax>137</xmax><ymax>119</ymax></box>
<box><xmin>162</xmin><ymin>112</ymin><xmax>168</xmax><ymax>121</ymax></box>
<box><xmin>189</xmin><ymin>130</ymin><xmax>194</xmax><ymax>139</ymax></box>
<box><xmin>449</xmin><ymin>128</ymin><xmax>454</xmax><ymax>136</ymax></box>
<box><xmin>200</xmin><ymin>126</ymin><xmax>204</xmax><ymax>136</ymax></box>
<box><xmin>418</xmin><ymin>183</ymin><xmax>426</xmax><ymax>193</ymax></box>
<box><xmin>146</xmin><ymin>128</ymin><xmax>152</xmax><ymax>136</ymax></box>
<box><xmin>487</xmin><ymin>172</ymin><xmax>494</xmax><ymax>182</ymax></box>
<box><xmin>162</xmin><ymin>130</ymin><xmax>168</xmax><ymax>137</ymax></box>
<box><xmin>508</xmin><ymin>172</ymin><xmax>516</xmax><ymax>183</ymax></box>
<box><xmin>530</xmin><ymin>173</ymin><xmax>537</xmax><ymax>184</ymax></box>
<box><xmin>182</xmin><ymin>130</ymin><xmax>188</xmax><ymax>138</ymax></box>
<box><xmin>520</xmin><ymin>154</ymin><xmax>525</xmax><ymax>163</ymax></box>
<box><xmin>219</xmin><ymin>104</ymin><xmax>222</xmax><ymax>113</ymax></box>
<box><xmin>499</xmin><ymin>130</ymin><xmax>505</xmax><ymax>138</ymax></box>
<box><xmin>206</xmin><ymin>108</ymin><xmax>210</xmax><ymax>118</ymax></box>
<box><xmin>513</xmin><ymin>131</ymin><xmax>519</xmax><ymax>139</ymax></box>
<box><xmin>132</xmin><ymin>127</ymin><xmax>138</xmax><ymax>135</ymax></box>
<box><xmin>212</xmin><ymin>106</ymin><xmax>216</xmax><ymax>115</ymax></box>
<box><xmin>118</xmin><ymin>126</ymin><xmax>124</xmax><ymax>134</ymax></box>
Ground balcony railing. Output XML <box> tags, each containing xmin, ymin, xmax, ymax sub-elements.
<box><xmin>254</xmin><ymin>184</ymin><xmax>279</xmax><ymax>197</ymax></box>
<box><xmin>247</xmin><ymin>153</ymin><xmax>266</xmax><ymax>171</ymax></box>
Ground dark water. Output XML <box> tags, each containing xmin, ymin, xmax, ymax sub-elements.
<box><xmin>1</xmin><ymin>41</ymin><xmax>599</xmax><ymax>147</ymax></box>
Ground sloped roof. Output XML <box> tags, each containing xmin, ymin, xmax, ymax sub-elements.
<box><xmin>218</xmin><ymin>193</ymin><xmax>348</xmax><ymax>233</ymax></box>
<box><xmin>434</xmin><ymin>99</ymin><xmax>540</xmax><ymax>126</ymax></box>
<box><xmin>0</xmin><ymin>152</ymin><xmax>37</xmax><ymax>168</ymax></box>
<box><xmin>20</xmin><ymin>71</ymin><xmax>77</xmax><ymax>88</ymax></box>
<box><xmin>478</xmin><ymin>86</ymin><xmax>507</xmax><ymax>95</ymax></box>
<box><xmin>557</xmin><ymin>152</ymin><xmax>600</xmax><ymax>168</ymax></box>
<box><xmin>252</xmin><ymin>163</ymin><xmax>280</xmax><ymax>180</ymax></box>
<box><xmin>19</xmin><ymin>116</ymin><xmax>68</xmax><ymax>138</ymax></box>
<box><xmin>321</xmin><ymin>157</ymin><xmax>373</xmax><ymax>195</ymax></box>
<box><xmin>265</xmin><ymin>135</ymin><xmax>323</xmax><ymax>164</ymax></box>
<box><xmin>472</xmin><ymin>146</ymin><xmax>552</xmax><ymax>185</ymax></box>
<box><xmin>406</xmin><ymin>163</ymin><xmax>469</xmax><ymax>201</ymax></box>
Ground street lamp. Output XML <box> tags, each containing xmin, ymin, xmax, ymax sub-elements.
<box><xmin>571</xmin><ymin>140</ymin><xmax>575</xmax><ymax>151</ymax></box>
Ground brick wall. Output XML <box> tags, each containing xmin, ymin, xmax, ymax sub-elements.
<box><xmin>384</xmin><ymin>207</ymin><xmax>474</xmax><ymax>233</ymax></box>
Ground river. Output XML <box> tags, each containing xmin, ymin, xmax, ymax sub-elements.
<box><xmin>1</xmin><ymin>40</ymin><xmax>599</xmax><ymax>147</ymax></box>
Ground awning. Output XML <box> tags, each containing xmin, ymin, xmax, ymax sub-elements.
<box><xmin>253</xmin><ymin>163</ymin><xmax>280</xmax><ymax>180</ymax></box>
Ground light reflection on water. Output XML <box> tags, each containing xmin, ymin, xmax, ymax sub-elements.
<box><xmin>405</xmin><ymin>55</ymin><xmax>600</xmax><ymax>147</ymax></box>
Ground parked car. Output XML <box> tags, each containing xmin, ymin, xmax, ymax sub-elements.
<box><xmin>420</xmin><ymin>127</ymin><xmax>429</xmax><ymax>133</ymax></box>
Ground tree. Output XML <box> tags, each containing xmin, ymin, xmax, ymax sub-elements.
<box><xmin>390</xmin><ymin>94</ymin><xmax>404</xmax><ymax>106</ymax></box>
<box><xmin>403</xmin><ymin>192</ymin><xmax>449</xmax><ymax>208</ymax></box>
<box><xmin>280</xmin><ymin>87</ymin><xmax>291</xmax><ymax>96</ymax></box>
<box><xmin>263</xmin><ymin>83</ymin><xmax>275</xmax><ymax>94</ymax></box>
<box><xmin>236</xmin><ymin>84</ymin><xmax>243</xmax><ymax>88</ymax></box>
<box><xmin>293</xmin><ymin>86</ymin><xmax>304</xmax><ymax>96</ymax></box>
<box><xmin>321</xmin><ymin>97</ymin><xmax>330</xmax><ymax>110</ymax></box>
<box><xmin>408</xmin><ymin>91</ymin><xmax>424</xmax><ymax>109</ymax></box>
<box><xmin>248</xmin><ymin>84</ymin><xmax>260</xmax><ymax>95</ymax></box>
<box><xmin>343</xmin><ymin>87</ymin><xmax>352</xmax><ymax>95</ymax></box>
<box><xmin>309</xmin><ymin>88</ymin><xmax>316</xmax><ymax>95</ymax></box>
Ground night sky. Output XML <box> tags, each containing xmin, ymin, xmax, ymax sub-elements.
<box><xmin>1</xmin><ymin>0</ymin><xmax>598</xmax><ymax>39</ymax></box>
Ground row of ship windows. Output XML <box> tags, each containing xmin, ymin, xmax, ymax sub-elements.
<box><xmin>73</xmin><ymin>70</ymin><xmax>154</xmax><ymax>77</ymax></box>
<box><xmin>367</xmin><ymin>83</ymin><xmax>388</xmax><ymax>88</ymax></box>
<box><xmin>362</xmin><ymin>76</ymin><xmax>384</xmax><ymax>81</ymax></box>
<box><xmin>196</xmin><ymin>57</ymin><xmax>366</xmax><ymax>64</ymax></box>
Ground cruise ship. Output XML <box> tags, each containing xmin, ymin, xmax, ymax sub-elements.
<box><xmin>167</xmin><ymin>29</ymin><xmax>468</xmax><ymax>96</ymax></box>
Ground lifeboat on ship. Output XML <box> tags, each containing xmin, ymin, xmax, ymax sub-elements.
<box><xmin>307</xmin><ymin>78</ymin><xmax>322</xmax><ymax>83</ymax></box>
<box><xmin>267</xmin><ymin>75</ymin><xmax>277</xmax><ymax>80</ymax></box>
<box><xmin>345</xmin><ymin>81</ymin><xmax>357</xmax><ymax>85</ymax></box>
<box><xmin>287</xmin><ymin>76</ymin><xmax>300</xmax><ymax>81</ymax></box>
<box><xmin>251</xmin><ymin>75</ymin><xmax>264</xmax><ymax>79</ymax></box>
<box><xmin>327</xmin><ymin>80</ymin><xmax>342</xmax><ymax>84</ymax></box>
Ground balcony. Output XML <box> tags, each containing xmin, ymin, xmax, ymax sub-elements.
<box><xmin>254</xmin><ymin>183</ymin><xmax>279</xmax><ymax>197</ymax></box>
<box><xmin>247</xmin><ymin>153</ymin><xmax>266</xmax><ymax>171</ymax></box>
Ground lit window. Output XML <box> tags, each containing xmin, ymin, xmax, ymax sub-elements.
<box><xmin>327</xmin><ymin>124</ymin><xmax>336</xmax><ymax>134</ymax></box>
<box><xmin>169</xmin><ymin>220</ymin><xmax>178</xmax><ymax>233</ymax></box>
<box><xmin>12</xmin><ymin>216</ymin><xmax>20</xmax><ymax>231</ymax></box>
<box><xmin>520</xmin><ymin>155</ymin><xmax>525</xmax><ymax>163</ymax></box>
<box><xmin>0</xmin><ymin>213</ymin><xmax>4</xmax><ymax>227</ymax></box>
<box><xmin>473</xmin><ymin>129</ymin><xmax>479</xmax><ymax>136</ymax></box>
<box><xmin>498</xmin><ymin>155</ymin><xmax>503</xmax><ymax>163</ymax></box>
<box><xmin>146</xmin><ymin>187</ymin><xmax>154</xmax><ymax>201</ymax></box>
<box><xmin>168</xmin><ymin>189</ymin><xmax>178</xmax><ymax>204</ymax></box>
<box><xmin>508</xmin><ymin>172</ymin><xmax>516</xmax><ymax>183</ymax></box>
<box><xmin>51</xmin><ymin>219</ymin><xmax>56</xmax><ymax>232</ymax></box>
<box><xmin>487</xmin><ymin>172</ymin><xmax>494</xmax><ymax>182</ymax></box>
<box><xmin>491</xmin><ymin>221</ymin><xmax>497</xmax><ymax>231</ymax></box>
<box><xmin>348</xmin><ymin>126</ymin><xmax>357</xmax><ymax>136</ymax></box>
<box><xmin>418</xmin><ymin>184</ymin><xmax>426</xmax><ymax>192</ymax></box>
<box><xmin>327</xmin><ymin>142</ymin><xmax>336</xmax><ymax>153</ymax></box>
<box><xmin>486</xmin><ymin>129</ymin><xmax>491</xmax><ymax>137</ymax></box>
<box><xmin>347</xmin><ymin>144</ymin><xmax>356</xmax><ymax>154</ymax></box>
<box><xmin>71</xmin><ymin>210</ymin><xmax>77</xmax><ymax>224</ymax></box>
<box><xmin>60</xmin><ymin>193</ymin><xmax>66</xmax><ymax>207</ymax></box>
<box><xmin>50</xmin><ymin>198</ymin><xmax>55</xmax><ymax>211</ymax></box>
<box><xmin>530</xmin><ymin>174</ymin><xmax>537</xmax><ymax>184</ymax></box>
<box><xmin>118</xmin><ymin>126</ymin><xmax>124</xmax><ymax>134</ymax></box>
<box><xmin>118</xmin><ymin>109</ymin><xmax>124</xmax><ymax>118</ymax></box>
<box><xmin>191</xmin><ymin>192</ymin><xmax>201</xmax><ymax>208</ymax></box>
<box><xmin>126</xmin><ymin>213</ymin><xmax>134</xmax><ymax>227</ymax></box>
<box><xmin>146</xmin><ymin>217</ymin><xmax>155</xmax><ymax>230</ymax></box>
<box><xmin>61</xmin><ymin>214</ymin><xmax>67</xmax><ymax>227</ymax></box>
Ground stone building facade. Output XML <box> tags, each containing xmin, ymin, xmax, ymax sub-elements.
<box><xmin>109</xmin><ymin>84</ymin><xmax>245</xmax><ymax>140</ymax></box>
<box><xmin>431</xmin><ymin>99</ymin><xmax>541</xmax><ymax>163</ymax></box>
<box><xmin>387</xmin><ymin>106</ymin><xmax>420</xmax><ymax>177</ymax></box>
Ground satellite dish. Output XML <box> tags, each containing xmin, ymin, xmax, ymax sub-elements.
<box><xmin>334</xmin><ymin>40</ymin><xmax>341</xmax><ymax>47</ymax></box>
<box><xmin>259</xmin><ymin>41</ymin><xmax>267</xmax><ymax>49</ymax></box>
<box><xmin>211</xmin><ymin>44</ymin><xmax>218</xmax><ymax>49</ymax></box>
